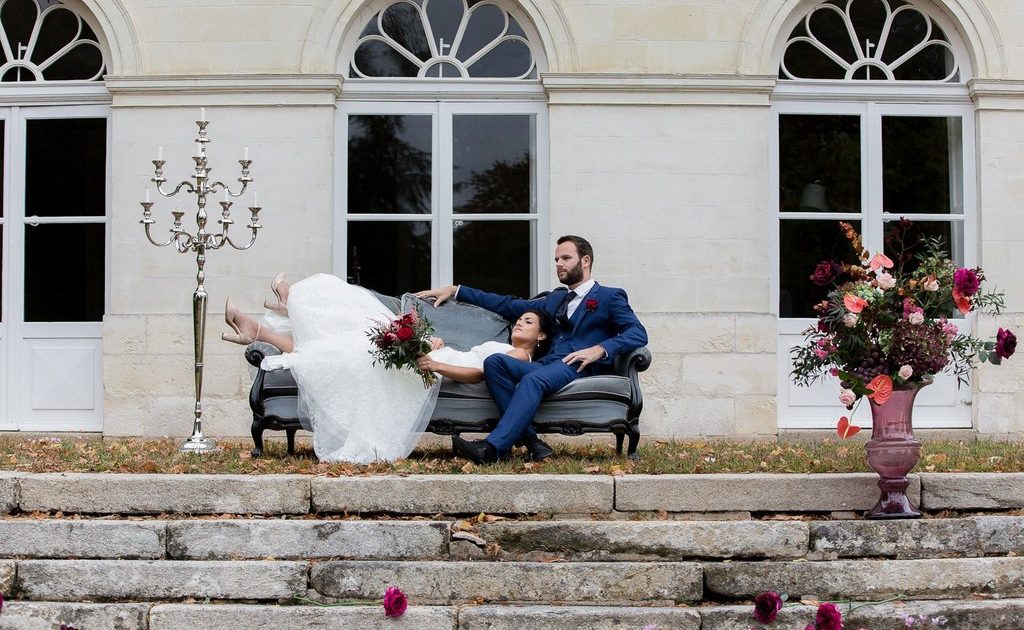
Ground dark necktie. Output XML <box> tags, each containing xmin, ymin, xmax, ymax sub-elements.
<box><xmin>555</xmin><ymin>290</ymin><xmax>576</xmax><ymax>330</ymax></box>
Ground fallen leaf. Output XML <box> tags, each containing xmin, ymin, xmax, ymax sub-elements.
<box><xmin>461</xmin><ymin>462</ymin><xmax>475</xmax><ymax>474</ymax></box>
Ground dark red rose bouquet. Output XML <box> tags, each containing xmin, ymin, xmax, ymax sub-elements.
<box><xmin>366</xmin><ymin>308</ymin><xmax>438</xmax><ymax>387</ymax></box>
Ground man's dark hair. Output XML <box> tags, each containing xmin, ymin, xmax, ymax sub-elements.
<box><xmin>557</xmin><ymin>234</ymin><xmax>594</xmax><ymax>268</ymax></box>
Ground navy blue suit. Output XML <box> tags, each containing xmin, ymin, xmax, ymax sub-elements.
<box><xmin>456</xmin><ymin>282</ymin><xmax>648</xmax><ymax>454</ymax></box>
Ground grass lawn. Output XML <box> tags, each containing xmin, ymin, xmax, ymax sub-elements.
<box><xmin>1</xmin><ymin>436</ymin><xmax>1022</xmax><ymax>475</ymax></box>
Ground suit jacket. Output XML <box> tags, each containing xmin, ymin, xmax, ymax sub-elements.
<box><xmin>457</xmin><ymin>282</ymin><xmax>648</xmax><ymax>374</ymax></box>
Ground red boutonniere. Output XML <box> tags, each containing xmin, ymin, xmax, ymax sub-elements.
<box><xmin>585</xmin><ymin>299</ymin><xmax>599</xmax><ymax>312</ymax></box>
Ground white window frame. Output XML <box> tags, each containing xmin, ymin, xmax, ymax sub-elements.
<box><xmin>0</xmin><ymin>103</ymin><xmax>111</xmax><ymax>431</ymax></box>
<box><xmin>772</xmin><ymin>87</ymin><xmax>977</xmax><ymax>430</ymax></box>
<box><xmin>334</xmin><ymin>96</ymin><xmax>549</xmax><ymax>294</ymax></box>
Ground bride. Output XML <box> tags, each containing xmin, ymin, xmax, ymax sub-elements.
<box><xmin>221</xmin><ymin>273</ymin><xmax>552</xmax><ymax>463</ymax></box>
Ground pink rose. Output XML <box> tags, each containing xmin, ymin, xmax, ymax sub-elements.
<box><xmin>816</xmin><ymin>602</ymin><xmax>844</xmax><ymax>630</ymax></box>
<box><xmin>954</xmin><ymin>267</ymin><xmax>981</xmax><ymax>297</ymax></box>
<box><xmin>842</xmin><ymin>313</ymin><xmax>859</xmax><ymax>328</ymax></box>
<box><xmin>908</xmin><ymin>311</ymin><xmax>925</xmax><ymax>325</ymax></box>
<box><xmin>923</xmin><ymin>275</ymin><xmax>940</xmax><ymax>292</ymax></box>
<box><xmin>996</xmin><ymin>328</ymin><xmax>1017</xmax><ymax>360</ymax></box>
<box><xmin>839</xmin><ymin>388</ymin><xmax>856</xmax><ymax>406</ymax></box>
<box><xmin>383</xmin><ymin>586</ymin><xmax>408</xmax><ymax>617</ymax></box>
<box><xmin>876</xmin><ymin>271</ymin><xmax>896</xmax><ymax>290</ymax></box>
<box><xmin>753</xmin><ymin>591</ymin><xmax>784</xmax><ymax>624</ymax></box>
<box><xmin>899</xmin><ymin>365</ymin><xmax>913</xmax><ymax>380</ymax></box>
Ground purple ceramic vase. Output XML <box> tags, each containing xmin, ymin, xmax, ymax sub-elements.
<box><xmin>864</xmin><ymin>379</ymin><xmax>931</xmax><ymax>519</ymax></box>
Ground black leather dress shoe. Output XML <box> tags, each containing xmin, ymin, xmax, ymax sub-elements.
<box><xmin>452</xmin><ymin>435</ymin><xmax>499</xmax><ymax>464</ymax></box>
<box><xmin>525</xmin><ymin>437</ymin><xmax>554</xmax><ymax>462</ymax></box>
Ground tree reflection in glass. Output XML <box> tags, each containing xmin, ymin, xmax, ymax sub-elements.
<box><xmin>348</xmin><ymin>115</ymin><xmax>431</xmax><ymax>215</ymax></box>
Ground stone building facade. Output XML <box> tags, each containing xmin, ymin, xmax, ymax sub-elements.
<box><xmin>0</xmin><ymin>0</ymin><xmax>1021</xmax><ymax>439</ymax></box>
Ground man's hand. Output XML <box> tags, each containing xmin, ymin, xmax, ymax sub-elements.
<box><xmin>414</xmin><ymin>285</ymin><xmax>458</xmax><ymax>307</ymax></box>
<box><xmin>562</xmin><ymin>345</ymin><xmax>607</xmax><ymax>373</ymax></box>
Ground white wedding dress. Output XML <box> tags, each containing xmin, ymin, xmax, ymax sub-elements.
<box><xmin>259</xmin><ymin>274</ymin><xmax>512</xmax><ymax>463</ymax></box>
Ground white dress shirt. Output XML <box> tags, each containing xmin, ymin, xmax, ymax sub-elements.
<box><xmin>564</xmin><ymin>278</ymin><xmax>596</xmax><ymax>319</ymax></box>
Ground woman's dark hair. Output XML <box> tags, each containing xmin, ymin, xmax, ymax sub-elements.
<box><xmin>513</xmin><ymin>308</ymin><xmax>554</xmax><ymax>359</ymax></box>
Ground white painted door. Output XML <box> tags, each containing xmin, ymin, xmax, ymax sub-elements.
<box><xmin>0</xmin><ymin>105</ymin><xmax>108</xmax><ymax>432</ymax></box>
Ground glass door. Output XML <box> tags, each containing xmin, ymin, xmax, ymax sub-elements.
<box><xmin>1</xmin><ymin>105</ymin><xmax>108</xmax><ymax>431</ymax></box>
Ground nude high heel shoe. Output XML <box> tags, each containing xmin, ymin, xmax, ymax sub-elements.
<box><xmin>222</xmin><ymin>298</ymin><xmax>261</xmax><ymax>345</ymax></box>
<box><xmin>270</xmin><ymin>272</ymin><xmax>288</xmax><ymax>305</ymax></box>
<box><xmin>263</xmin><ymin>299</ymin><xmax>288</xmax><ymax>316</ymax></box>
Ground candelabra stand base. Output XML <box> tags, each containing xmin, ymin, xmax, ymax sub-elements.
<box><xmin>179</xmin><ymin>433</ymin><xmax>219</xmax><ymax>454</ymax></box>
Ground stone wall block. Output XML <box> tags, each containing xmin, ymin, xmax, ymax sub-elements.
<box><xmin>976</xmin><ymin>516</ymin><xmax>1024</xmax><ymax>554</ymax></box>
<box><xmin>1</xmin><ymin>559</ymin><xmax>14</xmax><ymax>593</ymax></box>
<box><xmin>0</xmin><ymin>472</ymin><xmax>19</xmax><ymax>514</ymax></box>
<box><xmin>166</xmin><ymin>519</ymin><xmax>449</xmax><ymax>559</ymax></box>
<box><xmin>459</xmin><ymin>605</ymin><xmax>701</xmax><ymax>630</ymax></box>
<box><xmin>810</xmin><ymin>519</ymin><xmax>980</xmax><ymax>559</ymax></box>
<box><xmin>0</xmin><ymin>602</ymin><xmax>150</xmax><ymax>630</ymax></box>
<box><xmin>920</xmin><ymin>473</ymin><xmax>1024</xmax><ymax>510</ymax></box>
<box><xmin>312</xmin><ymin>475</ymin><xmax>613</xmax><ymax>514</ymax></box>
<box><xmin>0</xmin><ymin>521</ymin><xmax>166</xmax><ymax>559</ymax></box>
<box><xmin>616</xmin><ymin>474</ymin><xmax>920</xmax><ymax>513</ymax></box>
<box><xmin>475</xmin><ymin>520</ymin><xmax>808</xmax><ymax>560</ymax></box>
<box><xmin>18</xmin><ymin>473</ymin><xmax>311</xmax><ymax>514</ymax></box>
<box><xmin>310</xmin><ymin>560</ymin><xmax>702</xmax><ymax>604</ymax></box>
<box><xmin>149</xmin><ymin>604</ymin><xmax>456</xmax><ymax>630</ymax></box>
<box><xmin>16</xmin><ymin>560</ymin><xmax>308</xmax><ymax>601</ymax></box>
<box><xmin>704</xmin><ymin>557</ymin><xmax>1024</xmax><ymax>600</ymax></box>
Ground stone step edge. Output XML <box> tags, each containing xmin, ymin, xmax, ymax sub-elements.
<box><xmin>3</xmin><ymin>599</ymin><xmax>1023</xmax><ymax>630</ymax></box>
<box><xmin>2</xmin><ymin>471</ymin><xmax>1022</xmax><ymax>515</ymax></box>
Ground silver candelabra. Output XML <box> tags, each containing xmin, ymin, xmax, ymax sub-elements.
<box><xmin>140</xmin><ymin>112</ymin><xmax>262</xmax><ymax>453</ymax></box>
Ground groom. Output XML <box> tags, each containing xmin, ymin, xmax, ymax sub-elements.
<box><xmin>416</xmin><ymin>235</ymin><xmax>648</xmax><ymax>464</ymax></box>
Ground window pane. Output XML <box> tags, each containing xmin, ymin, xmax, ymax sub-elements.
<box><xmin>883</xmin><ymin>116</ymin><xmax>962</xmax><ymax>215</ymax></box>
<box><xmin>779</xmin><ymin>115</ymin><xmax>861</xmax><ymax>213</ymax></box>
<box><xmin>467</xmin><ymin>39</ymin><xmax>533</xmax><ymax>78</ymax></box>
<box><xmin>347</xmin><ymin>221</ymin><xmax>430</xmax><ymax>295</ymax></box>
<box><xmin>454</xmin><ymin>220</ymin><xmax>532</xmax><ymax>298</ymax></box>
<box><xmin>25</xmin><ymin>118</ymin><xmax>106</xmax><ymax>217</ymax></box>
<box><xmin>780</xmin><ymin>219</ymin><xmax>862</xmax><ymax>318</ymax></box>
<box><xmin>883</xmin><ymin>219</ymin><xmax>962</xmax><ymax>274</ymax></box>
<box><xmin>348</xmin><ymin>115</ymin><xmax>432</xmax><ymax>214</ymax></box>
<box><xmin>453</xmin><ymin>114</ymin><xmax>534</xmax><ymax>214</ymax></box>
<box><xmin>0</xmin><ymin>119</ymin><xmax>5</xmax><ymax>218</ymax></box>
<box><xmin>0</xmin><ymin>225</ymin><xmax>3</xmax><ymax>323</ymax></box>
<box><xmin>24</xmin><ymin>223</ymin><xmax>104</xmax><ymax>322</ymax></box>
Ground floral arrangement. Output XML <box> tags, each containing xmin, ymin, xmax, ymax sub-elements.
<box><xmin>791</xmin><ymin>219</ymin><xmax>1016</xmax><ymax>410</ymax></box>
<box><xmin>366</xmin><ymin>309</ymin><xmax>439</xmax><ymax>388</ymax></box>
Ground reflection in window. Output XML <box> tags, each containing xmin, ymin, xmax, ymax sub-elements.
<box><xmin>453</xmin><ymin>114</ymin><xmax>533</xmax><ymax>214</ymax></box>
<box><xmin>780</xmin><ymin>0</ymin><xmax>959</xmax><ymax>82</ymax></box>
<box><xmin>779</xmin><ymin>220</ymin><xmax>862</xmax><ymax>318</ymax></box>
<box><xmin>351</xmin><ymin>0</ymin><xmax>536</xmax><ymax>79</ymax></box>
<box><xmin>347</xmin><ymin>221</ymin><xmax>431</xmax><ymax>295</ymax></box>
<box><xmin>24</xmin><ymin>223</ymin><xmax>104</xmax><ymax>322</ymax></box>
<box><xmin>883</xmin><ymin>116</ymin><xmax>962</xmax><ymax>215</ymax></box>
<box><xmin>348</xmin><ymin>115</ymin><xmax>432</xmax><ymax>214</ymax></box>
<box><xmin>454</xmin><ymin>220</ymin><xmax>533</xmax><ymax>298</ymax></box>
<box><xmin>0</xmin><ymin>0</ymin><xmax>105</xmax><ymax>82</ymax></box>
<box><xmin>26</xmin><ymin>118</ymin><xmax>106</xmax><ymax>218</ymax></box>
<box><xmin>779</xmin><ymin>115</ymin><xmax>861</xmax><ymax>214</ymax></box>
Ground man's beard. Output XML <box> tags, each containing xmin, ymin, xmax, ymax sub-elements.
<box><xmin>560</xmin><ymin>261</ymin><xmax>584</xmax><ymax>286</ymax></box>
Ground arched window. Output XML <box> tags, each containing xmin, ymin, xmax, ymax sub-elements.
<box><xmin>773</xmin><ymin>0</ymin><xmax>975</xmax><ymax>430</ymax></box>
<box><xmin>0</xmin><ymin>0</ymin><xmax>109</xmax><ymax>432</ymax></box>
<box><xmin>337</xmin><ymin>0</ymin><xmax>548</xmax><ymax>300</ymax></box>
<box><xmin>0</xmin><ymin>0</ymin><xmax>105</xmax><ymax>82</ymax></box>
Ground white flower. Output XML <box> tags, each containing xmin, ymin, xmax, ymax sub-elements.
<box><xmin>924</xmin><ymin>277</ymin><xmax>940</xmax><ymax>292</ymax></box>
<box><xmin>839</xmin><ymin>388</ymin><xmax>856</xmax><ymax>406</ymax></box>
<box><xmin>876</xmin><ymin>271</ymin><xmax>896</xmax><ymax>290</ymax></box>
<box><xmin>842</xmin><ymin>313</ymin><xmax>859</xmax><ymax>328</ymax></box>
<box><xmin>899</xmin><ymin>365</ymin><xmax>913</xmax><ymax>379</ymax></box>
<box><xmin>909</xmin><ymin>311</ymin><xmax>925</xmax><ymax>325</ymax></box>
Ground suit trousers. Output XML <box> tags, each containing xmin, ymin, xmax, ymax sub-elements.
<box><xmin>482</xmin><ymin>354</ymin><xmax>578</xmax><ymax>454</ymax></box>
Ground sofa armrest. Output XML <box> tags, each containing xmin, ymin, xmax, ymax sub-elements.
<box><xmin>614</xmin><ymin>346</ymin><xmax>652</xmax><ymax>377</ymax></box>
<box><xmin>244</xmin><ymin>341</ymin><xmax>283</xmax><ymax>368</ymax></box>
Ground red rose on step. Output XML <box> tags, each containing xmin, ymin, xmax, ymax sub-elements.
<box><xmin>383</xmin><ymin>586</ymin><xmax>407</xmax><ymax>617</ymax></box>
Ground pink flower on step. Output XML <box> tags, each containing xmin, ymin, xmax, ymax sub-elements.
<box><xmin>383</xmin><ymin>586</ymin><xmax>407</xmax><ymax>617</ymax></box>
<box><xmin>815</xmin><ymin>602</ymin><xmax>844</xmax><ymax>630</ymax></box>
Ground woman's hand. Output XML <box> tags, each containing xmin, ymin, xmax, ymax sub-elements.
<box><xmin>416</xmin><ymin>356</ymin><xmax>439</xmax><ymax>372</ymax></box>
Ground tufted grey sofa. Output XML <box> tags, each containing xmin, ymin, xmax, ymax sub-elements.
<box><xmin>243</xmin><ymin>292</ymin><xmax>652</xmax><ymax>459</ymax></box>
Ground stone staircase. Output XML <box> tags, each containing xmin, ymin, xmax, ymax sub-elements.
<box><xmin>1</xmin><ymin>471</ymin><xmax>1024</xmax><ymax>629</ymax></box>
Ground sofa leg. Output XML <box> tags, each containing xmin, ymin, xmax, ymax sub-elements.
<box><xmin>286</xmin><ymin>429</ymin><xmax>297</xmax><ymax>456</ymax></box>
<box><xmin>626</xmin><ymin>424</ymin><xmax>640</xmax><ymax>460</ymax></box>
<box><xmin>614</xmin><ymin>431</ymin><xmax>626</xmax><ymax>456</ymax></box>
<box><xmin>250</xmin><ymin>417</ymin><xmax>265</xmax><ymax>458</ymax></box>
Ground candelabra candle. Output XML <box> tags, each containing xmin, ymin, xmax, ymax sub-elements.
<box><xmin>139</xmin><ymin>116</ymin><xmax>263</xmax><ymax>454</ymax></box>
